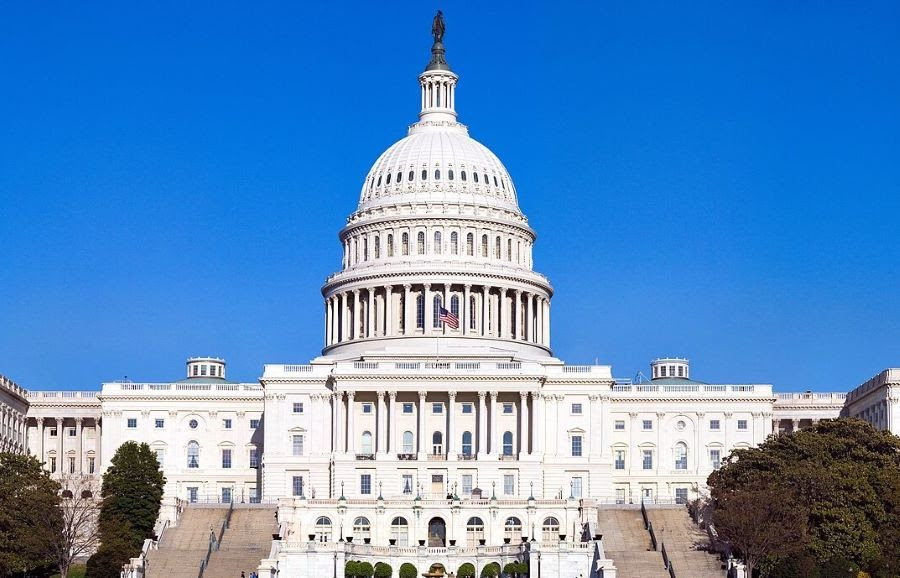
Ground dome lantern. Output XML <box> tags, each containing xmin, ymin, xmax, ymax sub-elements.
<box><xmin>417</xmin><ymin>11</ymin><xmax>459</xmax><ymax>126</ymax></box>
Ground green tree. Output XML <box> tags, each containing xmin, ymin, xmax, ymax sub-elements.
<box><xmin>359</xmin><ymin>561</ymin><xmax>375</xmax><ymax>578</ymax></box>
<box><xmin>457</xmin><ymin>563</ymin><xmax>475</xmax><ymax>578</ymax></box>
<box><xmin>480</xmin><ymin>562</ymin><xmax>500</xmax><ymax>577</ymax></box>
<box><xmin>86</xmin><ymin>442</ymin><xmax>164</xmax><ymax>578</ymax></box>
<box><xmin>374</xmin><ymin>561</ymin><xmax>393</xmax><ymax>578</ymax></box>
<box><xmin>399</xmin><ymin>562</ymin><xmax>418</xmax><ymax>578</ymax></box>
<box><xmin>346</xmin><ymin>560</ymin><xmax>361</xmax><ymax>578</ymax></box>
<box><xmin>0</xmin><ymin>453</ymin><xmax>62</xmax><ymax>576</ymax></box>
<box><xmin>708</xmin><ymin>419</ymin><xmax>900</xmax><ymax>575</ymax></box>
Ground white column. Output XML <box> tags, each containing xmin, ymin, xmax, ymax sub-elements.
<box><xmin>447</xmin><ymin>391</ymin><xmax>456</xmax><ymax>458</ymax></box>
<box><xmin>481</xmin><ymin>286</ymin><xmax>489</xmax><ymax>336</ymax></box>
<box><xmin>695</xmin><ymin>412</ymin><xmax>704</xmax><ymax>474</ymax></box>
<box><xmin>325</xmin><ymin>300</ymin><xmax>331</xmax><ymax>345</ymax></box>
<box><xmin>37</xmin><ymin>419</ymin><xmax>45</xmax><ymax>464</ymax></box>
<box><xmin>628</xmin><ymin>412</ymin><xmax>638</xmax><ymax>473</ymax></box>
<box><xmin>724</xmin><ymin>412</ymin><xmax>733</xmax><ymax>450</ymax></box>
<box><xmin>339</xmin><ymin>293</ymin><xmax>348</xmax><ymax>342</ymax></box>
<box><xmin>656</xmin><ymin>412</ymin><xmax>665</xmax><ymax>474</ymax></box>
<box><xmin>389</xmin><ymin>391</ymin><xmax>397</xmax><ymax>454</ymax></box>
<box><xmin>534</xmin><ymin>393</ymin><xmax>545</xmax><ymax>455</ymax></box>
<box><xmin>490</xmin><ymin>392</ymin><xmax>499</xmax><ymax>455</ymax></box>
<box><xmin>95</xmin><ymin>419</ymin><xmax>101</xmax><ymax>467</ymax></box>
<box><xmin>347</xmin><ymin>391</ymin><xmax>356</xmax><ymax>454</ymax></box>
<box><xmin>417</xmin><ymin>392</ymin><xmax>427</xmax><ymax>455</ymax></box>
<box><xmin>403</xmin><ymin>284</ymin><xmax>412</xmax><ymax>335</ymax></box>
<box><xmin>377</xmin><ymin>391</ymin><xmax>387</xmax><ymax>454</ymax></box>
<box><xmin>525</xmin><ymin>293</ymin><xmax>533</xmax><ymax>342</ymax></box>
<box><xmin>385</xmin><ymin>286</ymin><xmax>393</xmax><ymax>337</ymax></box>
<box><xmin>75</xmin><ymin>417</ymin><xmax>83</xmax><ymax>474</ymax></box>
<box><xmin>425</xmin><ymin>284</ymin><xmax>434</xmax><ymax>334</ymax></box>
<box><xmin>336</xmin><ymin>392</ymin><xmax>345</xmax><ymax>453</ymax></box>
<box><xmin>589</xmin><ymin>395</ymin><xmax>601</xmax><ymax>457</ymax></box>
<box><xmin>56</xmin><ymin>418</ymin><xmax>63</xmax><ymax>476</ymax></box>
<box><xmin>544</xmin><ymin>300</ymin><xmax>551</xmax><ymax>346</ymax></box>
<box><xmin>519</xmin><ymin>392</ymin><xmax>529</xmax><ymax>456</ymax></box>
<box><xmin>478</xmin><ymin>392</ymin><xmax>487</xmax><ymax>455</ymax></box>
<box><xmin>498</xmin><ymin>289</ymin><xmax>507</xmax><ymax>339</ymax></box>
<box><xmin>367</xmin><ymin>289</ymin><xmax>375</xmax><ymax>338</ymax></box>
<box><xmin>600</xmin><ymin>394</ymin><xmax>611</xmax><ymax>458</ymax></box>
<box><xmin>352</xmin><ymin>289</ymin><xmax>361</xmax><ymax>340</ymax></box>
<box><xmin>462</xmin><ymin>285</ymin><xmax>471</xmax><ymax>335</ymax></box>
<box><xmin>514</xmin><ymin>289</ymin><xmax>522</xmax><ymax>340</ymax></box>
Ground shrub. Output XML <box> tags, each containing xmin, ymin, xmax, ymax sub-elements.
<box><xmin>359</xmin><ymin>562</ymin><xmax>375</xmax><ymax>578</ymax></box>
<box><xmin>400</xmin><ymin>563</ymin><xmax>418</xmax><ymax>578</ymax></box>
<box><xmin>457</xmin><ymin>563</ymin><xmax>476</xmax><ymax>578</ymax></box>
<box><xmin>346</xmin><ymin>561</ymin><xmax>361</xmax><ymax>578</ymax></box>
<box><xmin>374</xmin><ymin>562</ymin><xmax>393</xmax><ymax>578</ymax></box>
<box><xmin>481</xmin><ymin>562</ymin><xmax>500</xmax><ymax>577</ymax></box>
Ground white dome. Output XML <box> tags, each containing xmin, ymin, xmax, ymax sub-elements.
<box><xmin>357</xmin><ymin>126</ymin><xmax>520</xmax><ymax>213</ymax></box>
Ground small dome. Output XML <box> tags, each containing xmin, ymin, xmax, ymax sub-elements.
<box><xmin>357</xmin><ymin>128</ymin><xmax>520</xmax><ymax>213</ymax></box>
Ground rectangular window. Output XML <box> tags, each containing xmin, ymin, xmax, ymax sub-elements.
<box><xmin>616</xmin><ymin>488</ymin><xmax>626</xmax><ymax>505</ymax></box>
<box><xmin>249</xmin><ymin>487</ymin><xmax>259</xmax><ymax>504</ymax></box>
<box><xmin>222</xmin><ymin>449</ymin><xmax>232</xmax><ymax>469</ymax></box>
<box><xmin>68</xmin><ymin>457</ymin><xmax>75</xmax><ymax>473</ymax></box>
<box><xmin>362</xmin><ymin>403</ymin><xmax>373</xmax><ymax>414</ymax></box>
<box><xmin>188</xmin><ymin>487</ymin><xmax>198</xmax><ymax>503</ymax></box>
<box><xmin>461</xmin><ymin>474</ymin><xmax>473</xmax><ymax>495</ymax></box>
<box><xmin>250</xmin><ymin>448</ymin><xmax>259</xmax><ymax>468</ymax></box>
<box><xmin>737</xmin><ymin>419</ymin><xmax>748</xmax><ymax>430</ymax></box>
<box><xmin>432</xmin><ymin>403</ymin><xmax>443</xmax><ymax>414</ymax></box>
<box><xmin>223</xmin><ymin>419</ymin><xmax>232</xmax><ymax>429</ymax></box>
<box><xmin>155</xmin><ymin>418</ymin><xmax>165</xmax><ymax>429</ymax></box>
<box><xmin>615</xmin><ymin>450</ymin><xmax>626</xmax><ymax>470</ymax></box>
<box><xmin>503</xmin><ymin>474</ymin><xmax>515</xmax><ymax>496</ymax></box>
<box><xmin>675</xmin><ymin>488</ymin><xmax>689</xmax><ymax>505</ymax></box>
<box><xmin>68</xmin><ymin>428</ymin><xmax>76</xmax><ymax>437</ymax></box>
<box><xmin>50</xmin><ymin>428</ymin><xmax>58</xmax><ymax>437</ymax></box>
<box><xmin>88</xmin><ymin>457</ymin><xmax>95</xmax><ymax>474</ymax></box>
<box><xmin>642</xmin><ymin>420</ymin><xmax>652</xmax><ymax>431</ymax></box>
<box><xmin>710</xmin><ymin>419</ymin><xmax>720</xmax><ymax>431</ymax></box>
<box><xmin>402</xmin><ymin>474</ymin><xmax>413</xmax><ymax>495</ymax></box>
<box><xmin>360</xmin><ymin>474</ymin><xmax>372</xmax><ymax>495</ymax></box>
<box><xmin>250</xmin><ymin>419</ymin><xmax>260</xmax><ymax>429</ymax></box>
<box><xmin>154</xmin><ymin>449</ymin><xmax>165</xmax><ymax>465</ymax></box>
<box><xmin>710</xmin><ymin>449</ymin><xmax>721</xmax><ymax>469</ymax></box>
<box><xmin>503</xmin><ymin>403</ymin><xmax>514</xmax><ymax>414</ymax></box>
<box><xmin>614</xmin><ymin>420</ymin><xmax>625</xmax><ymax>430</ymax></box>
<box><xmin>292</xmin><ymin>435</ymin><xmax>304</xmax><ymax>456</ymax></box>
<box><xmin>402</xmin><ymin>403</ymin><xmax>414</xmax><ymax>414</ymax></box>
<box><xmin>221</xmin><ymin>487</ymin><xmax>232</xmax><ymax>503</ymax></box>
<box><xmin>642</xmin><ymin>449</ymin><xmax>653</xmax><ymax>470</ymax></box>
<box><xmin>293</xmin><ymin>402</ymin><xmax>304</xmax><ymax>414</ymax></box>
<box><xmin>292</xmin><ymin>475</ymin><xmax>304</xmax><ymax>497</ymax></box>
<box><xmin>50</xmin><ymin>457</ymin><xmax>57</xmax><ymax>472</ymax></box>
<box><xmin>571</xmin><ymin>435</ymin><xmax>583</xmax><ymax>457</ymax></box>
<box><xmin>127</xmin><ymin>418</ymin><xmax>137</xmax><ymax>429</ymax></box>
<box><xmin>461</xmin><ymin>403</ymin><xmax>473</xmax><ymax>414</ymax></box>
<box><xmin>571</xmin><ymin>477</ymin><xmax>583</xmax><ymax>498</ymax></box>
<box><xmin>571</xmin><ymin>403</ymin><xmax>583</xmax><ymax>415</ymax></box>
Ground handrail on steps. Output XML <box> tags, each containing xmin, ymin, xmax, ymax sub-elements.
<box><xmin>199</xmin><ymin>500</ymin><xmax>234</xmax><ymax>578</ymax></box>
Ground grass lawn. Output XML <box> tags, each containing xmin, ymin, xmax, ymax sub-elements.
<box><xmin>51</xmin><ymin>565</ymin><xmax>86</xmax><ymax>578</ymax></box>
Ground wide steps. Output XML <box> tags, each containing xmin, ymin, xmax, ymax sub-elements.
<box><xmin>598</xmin><ymin>509</ymin><xmax>668</xmax><ymax>578</ymax></box>
<box><xmin>647</xmin><ymin>508</ymin><xmax>726</xmax><ymax>578</ymax></box>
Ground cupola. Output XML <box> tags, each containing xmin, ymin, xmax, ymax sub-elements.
<box><xmin>650</xmin><ymin>358</ymin><xmax>690</xmax><ymax>380</ymax></box>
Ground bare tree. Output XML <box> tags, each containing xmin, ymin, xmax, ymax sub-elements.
<box><xmin>44</xmin><ymin>475</ymin><xmax>102</xmax><ymax>578</ymax></box>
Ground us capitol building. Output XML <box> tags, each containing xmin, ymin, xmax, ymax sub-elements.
<box><xmin>1</xmin><ymin>14</ymin><xmax>898</xmax><ymax>578</ymax></box>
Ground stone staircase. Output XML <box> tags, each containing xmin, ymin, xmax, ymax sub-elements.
<box><xmin>146</xmin><ymin>507</ymin><xmax>229</xmax><ymax>578</ymax></box>
<box><xmin>645</xmin><ymin>507</ymin><xmax>725</xmax><ymax>578</ymax></box>
<box><xmin>597</xmin><ymin>509</ymin><xmax>669</xmax><ymax>578</ymax></box>
<box><xmin>203</xmin><ymin>507</ymin><xmax>278</xmax><ymax>578</ymax></box>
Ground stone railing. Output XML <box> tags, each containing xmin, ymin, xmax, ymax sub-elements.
<box><xmin>612</xmin><ymin>384</ymin><xmax>773</xmax><ymax>396</ymax></box>
<box><xmin>102</xmin><ymin>383</ymin><xmax>263</xmax><ymax>394</ymax></box>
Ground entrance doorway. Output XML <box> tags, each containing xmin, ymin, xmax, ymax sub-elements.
<box><xmin>428</xmin><ymin>518</ymin><xmax>446</xmax><ymax>547</ymax></box>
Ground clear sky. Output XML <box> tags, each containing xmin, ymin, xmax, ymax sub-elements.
<box><xmin>1</xmin><ymin>1</ymin><xmax>898</xmax><ymax>391</ymax></box>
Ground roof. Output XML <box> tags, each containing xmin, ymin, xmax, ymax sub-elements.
<box><xmin>649</xmin><ymin>377</ymin><xmax>709</xmax><ymax>386</ymax></box>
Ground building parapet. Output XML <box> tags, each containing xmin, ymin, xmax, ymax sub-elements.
<box><xmin>611</xmin><ymin>383</ymin><xmax>772</xmax><ymax>396</ymax></box>
<box><xmin>263</xmin><ymin>362</ymin><xmax>613</xmax><ymax>380</ymax></box>
<box><xmin>775</xmin><ymin>392</ymin><xmax>847</xmax><ymax>406</ymax></box>
<box><xmin>847</xmin><ymin>369</ymin><xmax>900</xmax><ymax>403</ymax></box>
<box><xmin>0</xmin><ymin>374</ymin><xmax>28</xmax><ymax>400</ymax></box>
<box><xmin>25</xmin><ymin>390</ymin><xmax>98</xmax><ymax>399</ymax></box>
<box><xmin>100</xmin><ymin>382</ymin><xmax>263</xmax><ymax>394</ymax></box>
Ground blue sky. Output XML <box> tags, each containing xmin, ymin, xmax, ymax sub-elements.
<box><xmin>1</xmin><ymin>1</ymin><xmax>898</xmax><ymax>391</ymax></box>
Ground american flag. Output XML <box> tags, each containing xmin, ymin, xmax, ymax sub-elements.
<box><xmin>439</xmin><ymin>306</ymin><xmax>459</xmax><ymax>329</ymax></box>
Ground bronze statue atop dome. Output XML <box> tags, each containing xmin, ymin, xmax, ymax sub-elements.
<box><xmin>425</xmin><ymin>10</ymin><xmax>450</xmax><ymax>71</ymax></box>
<box><xmin>432</xmin><ymin>10</ymin><xmax>445</xmax><ymax>43</ymax></box>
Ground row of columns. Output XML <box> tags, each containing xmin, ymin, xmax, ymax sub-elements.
<box><xmin>324</xmin><ymin>284</ymin><xmax>550</xmax><ymax>348</ymax></box>
<box><xmin>328</xmin><ymin>391</ymin><xmax>544</xmax><ymax>458</ymax></box>
<box><xmin>0</xmin><ymin>405</ymin><xmax>26</xmax><ymax>452</ymax></box>
<box><xmin>422</xmin><ymin>76</ymin><xmax>455</xmax><ymax>111</ymax></box>
<box><xmin>31</xmin><ymin>417</ymin><xmax>100</xmax><ymax>476</ymax></box>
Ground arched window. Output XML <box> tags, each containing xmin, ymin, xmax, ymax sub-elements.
<box><xmin>403</xmin><ymin>431</ymin><xmax>414</xmax><ymax>454</ymax></box>
<box><xmin>450</xmin><ymin>295</ymin><xmax>459</xmax><ymax>319</ymax></box>
<box><xmin>461</xmin><ymin>171</ymin><xmax>467</xmax><ymax>181</ymax></box>
<box><xmin>361</xmin><ymin>431</ymin><xmax>373</xmax><ymax>454</ymax></box>
<box><xmin>466</xmin><ymin>517</ymin><xmax>485</xmax><ymax>546</ymax></box>
<box><xmin>416</xmin><ymin>294</ymin><xmax>425</xmax><ymax>329</ymax></box>
<box><xmin>433</xmin><ymin>295</ymin><xmax>443</xmax><ymax>329</ymax></box>
<box><xmin>466</xmin><ymin>233</ymin><xmax>474</xmax><ymax>256</ymax></box>
<box><xmin>353</xmin><ymin>516</ymin><xmax>371</xmax><ymax>541</ymax></box>
<box><xmin>417</xmin><ymin>231</ymin><xmax>425</xmax><ymax>255</ymax></box>
<box><xmin>377</xmin><ymin>175</ymin><xmax>382</xmax><ymax>187</ymax></box>
<box><xmin>502</xmin><ymin>431</ymin><xmax>514</xmax><ymax>456</ymax></box>
<box><xmin>461</xmin><ymin>431</ymin><xmax>473</xmax><ymax>456</ymax></box>
<box><xmin>517</xmin><ymin>241</ymin><xmax>521</xmax><ymax>264</ymax></box>
<box><xmin>494</xmin><ymin>237</ymin><xmax>501</xmax><ymax>259</ymax></box>
<box><xmin>481</xmin><ymin>235</ymin><xmax>488</xmax><ymax>257</ymax></box>
<box><xmin>422</xmin><ymin>169</ymin><xmax>428</xmax><ymax>181</ymax></box>
<box><xmin>396</xmin><ymin>171</ymin><xmax>402</xmax><ymax>183</ymax></box>
<box><xmin>473</xmin><ymin>172</ymin><xmax>479</xmax><ymax>183</ymax></box>
<box><xmin>386</xmin><ymin>173</ymin><xmax>391</xmax><ymax>185</ymax></box>
<box><xmin>450</xmin><ymin>232</ymin><xmax>458</xmax><ymax>254</ymax></box>
<box><xmin>315</xmin><ymin>516</ymin><xmax>332</xmax><ymax>542</ymax></box>
<box><xmin>469</xmin><ymin>296</ymin><xmax>477</xmax><ymax>330</ymax></box>
<box><xmin>387</xmin><ymin>234</ymin><xmax>394</xmax><ymax>257</ymax></box>
<box><xmin>675</xmin><ymin>442</ymin><xmax>688</xmax><ymax>470</ymax></box>
<box><xmin>374</xmin><ymin>236</ymin><xmax>380</xmax><ymax>259</ymax></box>
<box><xmin>391</xmin><ymin>517</ymin><xmax>409</xmax><ymax>546</ymax></box>
<box><xmin>504</xmin><ymin>517</ymin><xmax>523</xmax><ymax>540</ymax></box>
<box><xmin>434</xmin><ymin>169</ymin><xmax>441</xmax><ymax>180</ymax></box>
<box><xmin>402</xmin><ymin>232</ymin><xmax>409</xmax><ymax>256</ymax></box>
<box><xmin>484</xmin><ymin>173</ymin><xmax>489</xmax><ymax>185</ymax></box>
<box><xmin>507</xmin><ymin>239</ymin><xmax>512</xmax><ymax>261</ymax></box>
<box><xmin>542</xmin><ymin>517</ymin><xmax>560</xmax><ymax>542</ymax></box>
<box><xmin>432</xmin><ymin>431</ymin><xmax>443</xmax><ymax>455</ymax></box>
<box><xmin>448</xmin><ymin>169</ymin><xmax>454</xmax><ymax>180</ymax></box>
<box><xmin>409</xmin><ymin>170</ymin><xmax>414</xmax><ymax>181</ymax></box>
<box><xmin>434</xmin><ymin>231</ymin><xmax>442</xmax><ymax>255</ymax></box>
<box><xmin>494</xmin><ymin>176</ymin><xmax>499</xmax><ymax>186</ymax></box>
<box><xmin>363</xmin><ymin>237</ymin><xmax>369</xmax><ymax>261</ymax></box>
<box><xmin>187</xmin><ymin>441</ymin><xmax>199</xmax><ymax>468</ymax></box>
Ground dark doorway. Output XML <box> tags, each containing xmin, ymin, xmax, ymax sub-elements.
<box><xmin>428</xmin><ymin>517</ymin><xmax>447</xmax><ymax>547</ymax></box>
